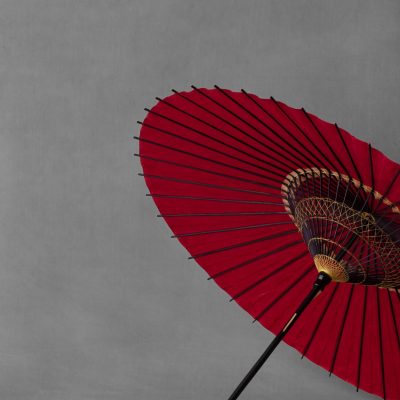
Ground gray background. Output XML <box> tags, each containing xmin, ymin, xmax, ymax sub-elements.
<box><xmin>0</xmin><ymin>0</ymin><xmax>398</xmax><ymax>399</ymax></box>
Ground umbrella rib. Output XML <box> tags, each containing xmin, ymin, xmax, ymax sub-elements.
<box><xmin>329</xmin><ymin>284</ymin><xmax>355</xmax><ymax>376</ymax></box>
<box><xmin>171</xmin><ymin>88</ymin><xmax>289</xmax><ymax>163</ymax></box>
<box><xmin>151</xmin><ymin>96</ymin><xmax>295</xmax><ymax>173</ymax></box>
<box><xmin>324</xmin><ymin>171</ymin><xmax>332</xmax><ymax>242</ymax></box>
<box><xmin>326</xmin><ymin>174</ymin><xmax>342</xmax><ymax>249</ymax></box>
<box><xmin>220</xmin><ymin>86</ymin><xmax>347</xmax><ymax>177</ymax></box>
<box><xmin>159</xmin><ymin>212</ymin><xmax>289</xmax><ymax>217</ymax></box>
<box><xmin>213</xmin><ymin>85</ymin><xmax>319</xmax><ymax>171</ymax></box>
<box><xmin>375</xmin><ymin>199</ymin><xmax>400</xmax><ymax>215</ymax></box>
<box><xmin>368</xmin><ymin>143</ymin><xmax>375</xmax><ymax>189</ymax></box>
<box><xmin>374</xmin><ymin>200</ymin><xmax>400</xmax><ymax>222</ymax></box>
<box><xmin>189</xmin><ymin>229</ymin><xmax>298</xmax><ymax>259</ymax></box>
<box><xmin>209</xmin><ymin>239</ymin><xmax>304</xmax><ymax>280</ymax></box>
<box><xmin>356</xmin><ymin>286</ymin><xmax>368</xmax><ymax>391</ymax></box>
<box><xmin>252</xmin><ymin>265</ymin><xmax>315</xmax><ymax>322</ymax></box>
<box><xmin>146</xmin><ymin>194</ymin><xmax>284</xmax><ymax>206</ymax></box>
<box><xmin>270</xmin><ymin>97</ymin><xmax>338</xmax><ymax>173</ymax></box>
<box><xmin>168</xmin><ymin>90</ymin><xmax>285</xmax><ymax>161</ymax></box>
<box><xmin>376</xmin><ymin>286</ymin><xmax>387</xmax><ymax>400</ymax></box>
<box><xmin>301</xmin><ymin>284</ymin><xmax>340</xmax><ymax>358</ymax></box>
<box><xmin>302</xmin><ymin>109</ymin><xmax>352</xmax><ymax>178</ymax></box>
<box><xmin>358</xmin><ymin>188</ymin><xmax>373</xmax><ymax>217</ymax></box>
<box><xmin>172</xmin><ymin>221</ymin><xmax>292</xmax><ymax>238</ymax></box>
<box><xmin>138</xmin><ymin>120</ymin><xmax>287</xmax><ymax>177</ymax></box>
<box><xmin>334</xmin><ymin>124</ymin><xmax>363</xmax><ymax>183</ymax></box>
<box><xmin>188</xmin><ymin>87</ymin><xmax>303</xmax><ymax>171</ymax></box>
<box><xmin>140</xmin><ymin>112</ymin><xmax>295</xmax><ymax>178</ymax></box>
<box><xmin>374</xmin><ymin>207</ymin><xmax>400</xmax><ymax>233</ymax></box>
<box><xmin>386</xmin><ymin>289</ymin><xmax>400</xmax><ymax>350</ymax></box>
<box><xmin>329</xmin><ymin>181</ymin><xmax>371</xmax><ymax>258</ymax></box>
<box><xmin>135</xmin><ymin>150</ymin><xmax>283</xmax><ymax>188</ymax></box>
<box><xmin>207</xmin><ymin>85</ymin><xmax>279</xmax><ymax>143</ymax></box>
<box><xmin>138</xmin><ymin>173</ymin><xmax>283</xmax><ymax>199</ymax></box>
<box><xmin>372</xmin><ymin>169</ymin><xmax>400</xmax><ymax>213</ymax></box>
<box><xmin>367</xmin><ymin>144</ymin><xmax>375</xmax><ymax>210</ymax></box>
<box><xmin>240</xmin><ymin>89</ymin><xmax>328</xmax><ymax>171</ymax></box>
<box><xmin>356</xmin><ymin>246</ymin><xmax>383</xmax><ymax>278</ymax></box>
<box><xmin>230</xmin><ymin>251</ymin><xmax>309</xmax><ymax>301</ymax></box>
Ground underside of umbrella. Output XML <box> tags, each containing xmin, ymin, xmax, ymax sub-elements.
<box><xmin>136</xmin><ymin>87</ymin><xmax>400</xmax><ymax>400</ymax></box>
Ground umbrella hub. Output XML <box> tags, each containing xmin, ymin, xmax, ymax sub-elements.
<box><xmin>282</xmin><ymin>168</ymin><xmax>400</xmax><ymax>288</ymax></box>
<box><xmin>313</xmin><ymin>254</ymin><xmax>348</xmax><ymax>282</ymax></box>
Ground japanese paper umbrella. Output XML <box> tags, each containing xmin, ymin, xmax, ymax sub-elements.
<box><xmin>135</xmin><ymin>86</ymin><xmax>400</xmax><ymax>400</ymax></box>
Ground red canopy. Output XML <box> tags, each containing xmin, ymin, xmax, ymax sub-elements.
<box><xmin>137</xmin><ymin>87</ymin><xmax>400</xmax><ymax>399</ymax></box>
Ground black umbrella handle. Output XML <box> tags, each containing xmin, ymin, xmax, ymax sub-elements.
<box><xmin>227</xmin><ymin>272</ymin><xmax>332</xmax><ymax>400</ymax></box>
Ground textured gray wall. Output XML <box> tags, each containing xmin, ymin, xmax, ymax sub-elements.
<box><xmin>0</xmin><ymin>0</ymin><xmax>398</xmax><ymax>399</ymax></box>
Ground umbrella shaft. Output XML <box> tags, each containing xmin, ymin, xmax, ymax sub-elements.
<box><xmin>227</xmin><ymin>332</ymin><xmax>284</xmax><ymax>400</ymax></box>
<box><xmin>227</xmin><ymin>272</ymin><xmax>331</xmax><ymax>400</ymax></box>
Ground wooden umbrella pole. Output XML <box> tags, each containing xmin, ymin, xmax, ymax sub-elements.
<box><xmin>227</xmin><ymin>272</ymin><xmax>332</xmax><ymax>400</ymax></box>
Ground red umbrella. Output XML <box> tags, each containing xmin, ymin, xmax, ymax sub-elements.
<box><xmin>136</xmin><ymin>86</ymin><xmax>400</xmax><ymax>400</ymax></box>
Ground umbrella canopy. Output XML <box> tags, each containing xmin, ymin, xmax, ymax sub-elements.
<box><xmin>136</xmin><ymin>87</ymin><xmax>400</xmax><ymax>400</ymax></box>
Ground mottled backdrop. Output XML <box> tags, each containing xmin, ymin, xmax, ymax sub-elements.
<box><xmin>0</xmin><ymin>0</ymin><xmax>398</xmax><ymax>399</ymax></box>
